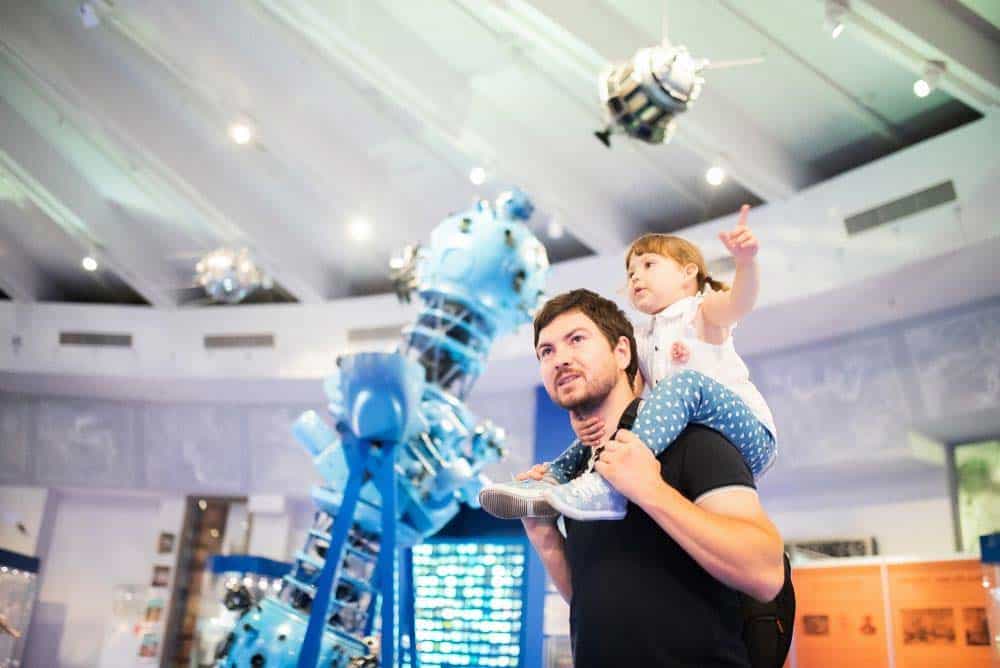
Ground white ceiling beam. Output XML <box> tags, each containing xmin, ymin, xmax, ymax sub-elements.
<box><xmin>0</xmin><ymin>97</ymin><xmax>177</xmax><ymax>307</ymax></box>
<box><xmin>0</xmin><ymin>2</ymin><xmax>331</xmax><ymax>304</ymax></box>
<box><xmin>502</xmin><ymin>0</ymin><xmax>814</xmax><ymax>201</ymax></box>
<box><xmin>849</xmin><ymin>0</ymin><xmax>1000</xmax><ymax>113</ymax></box>
<box><xmin>715</xmin><ymin>0</ymin><xmax>903</xmax><ymax>146</ymax></box>
<box><xmin>0</xmin><ymin>215</ymin><xmax>47</xmax><ymax>302</ymax></box>
<box><xmin>253</xmin><ymin>0</ymin><xmax>630</xmax><ymax>252</ymax></box>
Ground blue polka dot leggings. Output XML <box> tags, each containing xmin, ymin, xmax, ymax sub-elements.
<box><xmin>546</xmin><ymin>369</ymin><xmax>776</xmax><ymax>482</ymax></box>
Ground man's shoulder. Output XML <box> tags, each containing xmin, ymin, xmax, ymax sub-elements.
<box><xmin>660</xmin><ymin>424</ymin><xmax>755</xmax><ymax>498</ymax></box>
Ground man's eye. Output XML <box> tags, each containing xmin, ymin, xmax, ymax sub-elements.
<box><xmin>539</xmin><ymin>348</ymin><xmax>551</xmax><ymax>358</ymax></box>
<box><xmin>571</xmin><ymin>335</ymin><xmax>584</xmax><ymax>343</ymax></box>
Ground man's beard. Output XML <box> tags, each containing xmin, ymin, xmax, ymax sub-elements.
<box><xmin>551</xmin><ymin>372</ymin><xmax>617</xmax><ymax>415</ymax></box>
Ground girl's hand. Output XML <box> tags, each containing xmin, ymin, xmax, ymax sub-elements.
<box><xmin>718</xmin><ymin>204</ymin><xmax>758</xmax><ymax>266</ymax></box>
<box><xmin>570</xmin><ymin>413</ymin><xmax>606</xmax><ymax>447</ymax></box>
<box><xmin>671</xmin><ymin>341</ymin><xmax>690</xmax><ymax>365</ymax></box>
<box><xmin>515</xmin><ymin>462</ymin><xmax>550</xmax><ymax>481</ymax></box>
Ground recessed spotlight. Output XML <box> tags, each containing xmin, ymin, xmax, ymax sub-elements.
<box><xmin>228</xmin><ymin>122</ymin><xmax>254</xmax><ymax>145</ymax></box>
<box><xmin>547</xmin><ymin>220</ymin><xmax>564</xmax><ymax>239</ymax></box>
<box><xmin>913</xmin><ymin>61</ymin><xmax>944</xmax><ymax>98</ymax></box>
<box><xmin>348</xmin><ymin>217</ymin><xmax>372</xmax><ymax>242</ymax></box>
<box><xmin>81</xmin><ymin>256</ymin><xmax>98</xmax><ymax>272</ymax></box>
<box><xmin>469</xmin><ymin>167</ymin><xmax>486</xmax><ymax>185</ymax></box>
<box><xmin>705</xmin><ymin>166</ymin><xmax>725</xmax><ymax>186</ymax></box>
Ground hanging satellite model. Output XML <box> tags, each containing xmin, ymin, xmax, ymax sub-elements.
<box><xmin>595</xmin><ymin>3</ymin><xmax>763</xmax><ymax>147</ymax></box>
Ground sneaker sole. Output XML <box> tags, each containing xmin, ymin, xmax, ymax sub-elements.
<box><xmin>546</xmin><ymin>495</ymin><xmax>626</xmax><ymax>521</ymax></box>
<box><xmin>479</xmin><ymin>489</ymin><xmax>559</xmax><ymax>520</ymax></box>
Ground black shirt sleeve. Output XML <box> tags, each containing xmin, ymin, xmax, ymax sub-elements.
<box><xmin>672</xmin><ymin>424</ymin><xmax>756</xmax><ymax>501</ymax></box>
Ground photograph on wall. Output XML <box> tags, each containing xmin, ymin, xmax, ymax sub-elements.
<box><xmin>144</xmin><ymin>597</ymin><xmax>164</xmax><ymax>623</ymax></box>
<box><xmin>156</xmin><ymin>531</ymin><xmax>175</xmax><ymax>554</ymax></box>
<box><xmin>138</xmin><ymin>632</ymin><xmax>160</xmax><ymax>658</ymax></box>
<box><xmin>963</xmin><ymin>607</ymin><xmax>989</xmax><ymax>646</ymax></box>
<box><xmin>151</xmin><ymin>565</ymin><xmax>170</xmax><ymax>588</ymax></box>
<box><xmin>859</xmin><ymin>614</ymin><xmax>878</xmax><ymax>636</ymax></box>
<box><xmin>802</xmin><ymin>614</ymin><xmax>830</xmax><ymax>636</ymax></box>
<box><xmin>901</xmin><ymin>608</ymin><xmax>956</xmax><ymax>645</ymax></box>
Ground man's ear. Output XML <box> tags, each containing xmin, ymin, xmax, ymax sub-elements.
<box><xmin>614</xmin><ymin>336</ymin><xmax>632</xmax><ymax>372</ymax></box>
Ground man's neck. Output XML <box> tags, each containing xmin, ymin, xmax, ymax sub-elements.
<box><xmin>572</xmin><ymin>381</ymin><xmax>636</xmax><ymax>433</ymax></box>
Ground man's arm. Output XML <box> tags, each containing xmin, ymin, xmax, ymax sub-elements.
<box><xmin>515</xmin><ymin>464</ymin><xmax>573</xmax><ymax>603</ymax></box>
<box><xmin>595</xmin><ymin>430</ymin><xmax>784</xmax><ymax>602</ymax></box>
<box><xmin>637</xmin><ymin>484</ymin><xmax>783</xmax><ymax>602</ymax></box>
<box><xmin>521</xmin><ymin>518</ymin><xmax>572</xmax><ymax>604</ymax></box>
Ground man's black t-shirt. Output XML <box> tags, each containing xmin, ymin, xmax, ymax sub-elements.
<box><xmin>564</xmin><ymin>413</ymin><xmax>755</xmax><ymax>668</ymax></box>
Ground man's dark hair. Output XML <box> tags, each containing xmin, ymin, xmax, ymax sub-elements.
<box><xmin>533</xmin><ymin>288</ymin><xmax>639</xmax><ymax>386</ymax></box>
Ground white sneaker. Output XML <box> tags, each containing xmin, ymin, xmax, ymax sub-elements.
<box><xmin>544</xmin><ymin>472</ymin><xmax>627</xmax><ymax>521</ymax></box>
<box><xmin>478</xmin><ymin>478</ymin><xmax>560</xmax><ymax>520</ymax></box>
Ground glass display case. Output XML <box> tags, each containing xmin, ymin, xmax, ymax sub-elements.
<box><xmin>0</xmin><ymin>549</ymin><xmax>40</xmax><ymax>668</ymax></box>
<box><xmin>190</xmin><ymin>555</ymin><xmax>291</xmax><ymax>667</ymax></box>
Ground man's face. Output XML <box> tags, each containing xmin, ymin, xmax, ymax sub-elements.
<box><xmin>535</xmin><ymin>310</ymin><xmax>628</xmax><ymax>414</ymax></box>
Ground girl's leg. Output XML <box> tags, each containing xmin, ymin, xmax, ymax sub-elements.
<box><xmin>632</xmin><ymin>369</ymin><xmax>776</xmax><ymax>478</ymax></box>
<box><xmin>545</xmin><ymin>440</ymin><xmax>590</xmax><ymax>484</ymax></box>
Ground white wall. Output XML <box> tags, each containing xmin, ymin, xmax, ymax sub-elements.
<box><xmin>0</xmin><ymin>486</ymin><xmax>48</xmax><ymax>556</ymax></box>
<box><xmin>766</xmin><ymin>495</ymin><xmax>956</xmax><ymax>558</ymax></box>
<box><xmin>22</xmin><ymin>489</ymin><xmax>161</xmax><ymax>668</ymax></box>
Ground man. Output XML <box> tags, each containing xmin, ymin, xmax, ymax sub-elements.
<box><xmin>522</xmin><ymin>289</ymin><xmax>784</xmax><ymax>667</ymax></box>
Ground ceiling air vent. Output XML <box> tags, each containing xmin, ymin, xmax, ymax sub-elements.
<box><xmin>204</xmin><ymin>333</ymin><xmax>275</xmax><ymax>349</ymax></box>
<box><xmin>844</xmin><ymin>180</ymin><xmax>956</xmax><ymax>236</ymax></box>
<box><xmin>59</xmin><ymin>331</ymin><xmax>132</xmax><ymax>347</ymax></box>
<box><xmin>346</xmin><ymin>324</ymin><xmax>404</xmax><ymax>352</ymax></box>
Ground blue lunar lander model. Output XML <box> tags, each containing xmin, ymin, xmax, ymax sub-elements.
<box><xmin>217</xmin><ymin>190</ymin><xmax>549</xmax><ymax>668</ymax></box>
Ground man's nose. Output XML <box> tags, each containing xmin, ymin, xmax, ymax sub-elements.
<box><xmin>551</xmin><ymin>347</ymin><xmax>572</xmax><ymax>368</ymax></box>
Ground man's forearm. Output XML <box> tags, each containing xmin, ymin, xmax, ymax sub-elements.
<box><xmin>522</xmin><ymin>519</ymin><xmax>572</xmax><ymax>603</ymax></box>
<box><xmin>637</xmin><ymin>484</ymin><xmax>783</xmax><ymax>601</ymax></box>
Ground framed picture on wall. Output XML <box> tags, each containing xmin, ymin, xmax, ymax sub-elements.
<box><xmin>151</xmin><ymin>565</ymin><xmax>170</xmax><ymax>588</ymax></box>
<box><xmin>156</xmin><ymin>532</ymin><xmax>175</xmax><ymax>554</ymax></box>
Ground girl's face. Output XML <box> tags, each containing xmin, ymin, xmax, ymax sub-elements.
<box><xmin>626</xmin><ymin>252</ymin><xmax>697</xmax><ymax>314</ymax></box>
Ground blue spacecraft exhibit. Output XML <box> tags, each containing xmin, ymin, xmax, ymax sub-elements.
<box><xmin>217</xmin><ymin>189</ymin><xmax>549</xmax><ymax>668</ymax></box>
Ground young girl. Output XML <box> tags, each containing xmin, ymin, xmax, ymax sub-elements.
<box><xmin>480</xmin><ymin>205</ymin><xmax>776</xmax><ymax>521</ymax></box>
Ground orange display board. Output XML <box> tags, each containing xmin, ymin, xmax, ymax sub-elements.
<box><xmin>792</xmin><ymin>564</ymin><xmax>891</xmax><ymax>668</ymax></box>
<box><xmin>886</xmin><ymin>559</ymin><xmax>991</xmax><ymax>668</ymax></box>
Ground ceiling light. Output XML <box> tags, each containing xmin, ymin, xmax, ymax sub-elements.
<box><xmin>546</xmin><ymin>220</ymin><xmax>564</xmax><ymax>239</ymax></box>
<box><xmin>81</xmin><ymin>256</ymin><xmax>98</xmax><ymax>272</ymax></box>
<box><xmin>913</xmin><ymin>60</ymin><xmax>945</xmax><ymax>99</ymax></box>
<box><xmin>469</xmin><ymin>167</ymin><xmax>486</xmax><ymax>185</ymax></box>
<box><xmin>348</xmin><ymin>217</ymin><xmax>372</xmax><ymax>242</ymax></box>
<box><xmin>228</xmin><ymin>122</ymin><xmax>254</xmax><ymax>145</ymax></box>
<box><xmin>824</xmin><ymin>0</ymin><xmax>848</xmax><ymax>39</ymax></box>
<box><xmin>198</xmin><ymin>499</ymin><xmax>207</xmax><ymax>510</ymax></box>
<box><xmin>195</xmin><ymin>247</ymin><xmax>265</xmax><ymax>304</ymax></box>
<box><xmin>705</xmin><ymin>166</ymin><xmax>725</xmax><ymax>186</ymax></box>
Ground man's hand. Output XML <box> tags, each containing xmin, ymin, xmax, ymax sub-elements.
<box><xmin>593</xmin><ymin>429</ymin><xmax>663</xmax><ymax>504</ymax></box>
<box><xmin>718</xmin><ymin>204</ymin><xmax>758</xmax><ymax>266</ymax></box>
<box><xmin>570</xmin><ymin>413</ymin><xmax>605</xmax><ymax>447</ymax></box>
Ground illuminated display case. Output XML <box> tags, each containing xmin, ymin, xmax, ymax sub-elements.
<box><xmin>412</xmin><ymin>542</ymin><xmax>526</xmax><ymax>668</ymax></box>
<box><xmin>981</xmin><ymin>534</ymin><xmax>1000</xmax><ymax>662</ymax></box>
<box><xmin>191</xmin><ymin>555</ymin><xmax>291</xmax><ymax>667</ymax></box>
<box><xmin>0</xmin><ymin>549</ymin><xmax>40</xmax><ymax>668</ymax></box>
